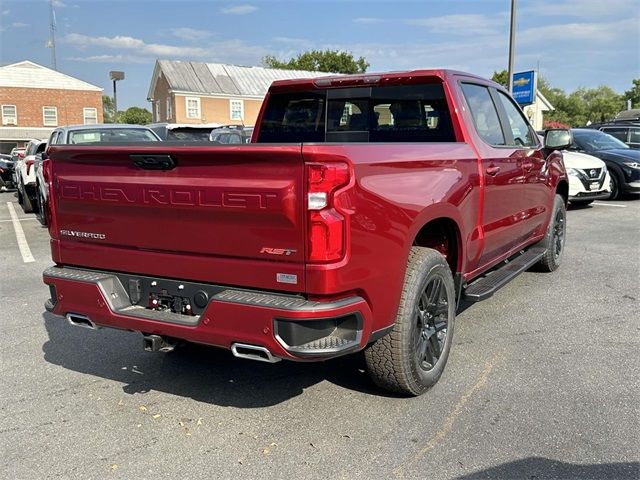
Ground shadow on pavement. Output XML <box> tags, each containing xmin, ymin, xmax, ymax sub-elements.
<box><xmin>41</xmin><ymin>312</ymin><xmax>394</xmax><ymax>407</ymax></box>
<box><xmin>456</xmin><ymin>457</ymin><xmax>639</xmax><ymax>480</ymax></box>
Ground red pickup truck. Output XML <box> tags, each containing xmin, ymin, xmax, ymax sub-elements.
<box><xmin>43</xmin><ymin>70</ymin><xmax>570</xmax><ymax>395</ymax></box>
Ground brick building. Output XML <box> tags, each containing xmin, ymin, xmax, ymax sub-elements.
<box><xmin>147</xmin><ymin>60</ymin><xmax>328</xmax><ymax>125</ymax></box>
<box><xmin>0</xmin><ymin>61</ymin><xmax>103</xmax><ymax>153</ymax></box>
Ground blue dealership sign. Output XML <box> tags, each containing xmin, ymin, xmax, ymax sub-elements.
<box><xmin>512</xmin><ymin>70</ymin><xmax>536</xmax><ymax>106</ymax></box>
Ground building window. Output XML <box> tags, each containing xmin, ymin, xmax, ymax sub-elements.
<box><xmin>166</xmin><ymin>97</ymin><xmax>172</xmax><ymax>121</ymax></box>
<box><xmin>83</xmin><ymin>107</ymin><xmax>98</xmax><ymax>124</ymax></box>
<box><xmin>186</xmin><ymin>97</ymin><xmax>201</xmax><ymax>119</ymax></box>
<box><xmin>43</xmin><ymin>106</ymin><xmax>58</xmax><ymax>126</ymax></box>
<box><xmin>2</xmin><ymin>105</ymin><xmax>17</xmax><ymax>125</ymax></box>
<box><xmin>230</xmin><ymin>99</ymin><xmax>244</xmax><ymax>121</ymax></box>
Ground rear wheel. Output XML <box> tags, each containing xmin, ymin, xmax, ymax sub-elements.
<box><xmin>365</xmin><ymin>247</ymin><xmax>455</xmax><ymax>396</ymax></box>
<box><xmin>535</xmin><ymin>194</ymin><xmax>566</xmax><ymax>272</ymax></box>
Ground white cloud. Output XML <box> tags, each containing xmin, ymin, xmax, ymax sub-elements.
<box><xmin>63</xmin><ymin>33</ymin><xmax>210</xmax><ymax>57</ymax></box>
<box><xmin>11</xmin><ymin>22</ymin><xmax>28</xmax><ymax>28</ymax></box>
<box><xmin>2</xmin><ymin>9</ymin><xmax>9</xmax><ymax>16</ymax></box>
<box><xmin>220</xmin><ymin>5</ymin><xmax>258</xmax><ymax>15</ymax></box>
<box><xmin>523</xmin><ymin>0</ymin><xmax>638</xmax><ymax>18</ymax></box>
<box><xmin>518</xmin><ymin>18</ymin><xmax>639</xmax><ymax>44</ymax></box>
<box><xmin>170</xmin><ymin>27</ymin><xmax>212</xmax><ymax>41</ymax></box>
<box><xmin>407</xmin><ymin>14</ymin><xmax>507</xmax><ymax>35</ymax></box>
<box><xmin>52</xmin><ymin>0</ymin><xmax>66</xmax><ymax>7</ymax></box>
<box><xmin>272</xmin><ymin>36</ymin><xmax>313</xmax><ymax>48</ymax></box>
<box><xmin>354</xmin><ymin>17</ymin><xmax>385</xmax><ymax>24</ymax></box>
<box><xmin>67</xmin><ymin>54</ymin><xmax>152</xmax><ymax>64</ymax></box>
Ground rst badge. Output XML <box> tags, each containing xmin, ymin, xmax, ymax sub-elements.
<box><xmin>260</xmin><ymin>247</ymin><xmax>297</xmax><ymax>256</ymax></box>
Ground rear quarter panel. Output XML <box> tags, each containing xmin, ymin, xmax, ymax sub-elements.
<box><xmin>303</xmin><ymin>143</ymin><xmax>480</xmax><ymax>331</ymax></box>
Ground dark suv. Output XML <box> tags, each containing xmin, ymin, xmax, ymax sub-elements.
<box><xmin>209</xmin><ymin>125</ymin><xmax>254</xmax><ymax>144</ymax></box>
<box><xmin>587</xmin><ymin>110</ymin><xmax>640</xmax><ymax>149</ymax></box>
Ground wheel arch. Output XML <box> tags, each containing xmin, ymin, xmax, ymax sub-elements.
<box><xmin>411</xmin><ymin>216</ymin><xmax>463</xmax><ymax>275</ymax></box>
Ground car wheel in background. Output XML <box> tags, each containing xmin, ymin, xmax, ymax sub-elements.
<box><xmin>607</xmin><ymin>169</ymin><xmax>621</xmax><ymax>200</ymax></box>
<box><xmin>36</xmin><ymin>187</ymin><xmax>48</xmax><ymax>226</ymax></box>
<box><xmin>365</xmin><ymin>247</ymin><xmax>455</xmax><ymax>396</ymax></box>
<box><xmin>21</xmin><ymin>182</ymin><xmax>34</xmax><ymax>213</ymax></box>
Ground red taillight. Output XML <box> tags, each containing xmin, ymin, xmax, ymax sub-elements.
<box><xmin>306</xmin><ymin>162</ymin><xmax>350</xmax><ymax>262</ymax></box>
<box><xmin>26</xmin><ymin>159</ymin><xmax>35</xmax><ymax>175</ymax></box>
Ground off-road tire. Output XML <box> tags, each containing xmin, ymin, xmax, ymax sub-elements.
<box><xmin>534</xmin><ymin>194</ymin><xmax>566</xmax><ymax>272</ymax></box>
<box><xmin>365</xmin><ymin>247</ymin><xmax>456</xmax><ymax>396</ymax></box>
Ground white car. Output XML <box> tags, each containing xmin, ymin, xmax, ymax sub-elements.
<box><xmin>563</xmin><ymin>150</ymin><xmax>611</xmax><ymax>206</ymax></box>
<box><xmin>14</xmin><ymin>139</ymin><xmax>47</xmax><ymax>213</ymax></box>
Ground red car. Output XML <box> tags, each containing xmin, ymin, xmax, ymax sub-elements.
<box><xmin>43</xmin><ymin>69</ymin><xmax>569</xmax><ymax>395</ymax></box>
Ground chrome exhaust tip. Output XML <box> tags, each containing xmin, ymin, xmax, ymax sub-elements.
<box><xmin>66</xmin><ymin>313</ymin><xmax>97</xmax><ymax>330</ymax></box>
<box><xmin>231</xmin><ymin>343</ymin><xmax>281</xmax><ymax>363</ymax></box>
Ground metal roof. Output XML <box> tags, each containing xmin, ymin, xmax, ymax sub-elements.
<box><xmin>0</xmin><ymin>61</ymin><xmax>102</xmax><ymax>92</ymax></box>
<box><xmin>149</xmin><ymin>60</ymin><xmax>331</xmax><ymax>99</ymax></box>
<box><xmin>0</xmin><ymin>127</ymin><xmax>54</xmax><ymax>141</ymax></box>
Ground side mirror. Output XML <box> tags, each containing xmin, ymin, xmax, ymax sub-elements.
<box><xmin>544</xmin><ymin>129</ymin><xmax>572</xmax><ymax>150</ymax></box>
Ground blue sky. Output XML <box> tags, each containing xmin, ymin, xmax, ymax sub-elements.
<box><xmin>1</xmin><ymin>0</ymin><xmax>638</xmax><ymax>109</ymax></box>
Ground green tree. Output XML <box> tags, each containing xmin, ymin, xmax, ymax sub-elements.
<box><xmin>102</xmin><ymin>95</ymin><xmax>115</xmax><ymax>123</ymax></box>
<box><xmin>118</xmin><ymin>106</ymin><xmax>152</xmax><ymax>125</ymax></box>
<box><xmin>624</xmin><ymin>78</ymin><xmax>640</xmax><ymax>108</ymax></box>
<box><xmin>491</xmin><ymin>70</ymin><xmax>509</xmax><ymax>87</ymax></box>
<box><xmin>263</xmin><ymin>49</ymin><xmax>369</xmax><ymax>74</ymax></box>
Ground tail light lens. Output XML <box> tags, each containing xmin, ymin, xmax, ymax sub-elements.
<box><xmin>306</xmin><ymin>162</ymin><xmax>350</xmax><ymax>262</ymax></box>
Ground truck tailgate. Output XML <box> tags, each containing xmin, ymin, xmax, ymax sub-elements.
<box><xmin>48</xmin><ymin>145</ymin><xmax>306</xmax><ymax>292</ymax></box>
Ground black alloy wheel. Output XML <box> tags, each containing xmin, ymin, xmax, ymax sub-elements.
<box><xmin>414</xmin><ymin>277</ymin><xmax>448</xmax><ymax>371</ymax></box>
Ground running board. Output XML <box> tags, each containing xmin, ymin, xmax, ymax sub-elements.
<box><xmin>463</xmin><ymin>248</ymin><xmax>546</xmax><ymax>302</ymax></box>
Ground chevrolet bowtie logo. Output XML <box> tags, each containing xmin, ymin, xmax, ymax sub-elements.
<box><xmin>513</xmin><ymin>77</ymin><xmax>529</xmax><ymax>87</ymax></box>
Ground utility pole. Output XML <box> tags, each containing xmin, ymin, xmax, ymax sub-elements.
<box><xmin>507</xmin><ymin>0</ymin><xmax>517</xmax><ymax>93</ymax></box>
<box><xmin>46</xmin><ymin>0</ymin><xmax>57</xmax><ymax>70</ymax></box>
<box><xmin>109</xmin><ymin>71</ymin><xmax>125</xmax><ymax>123</ymax></box>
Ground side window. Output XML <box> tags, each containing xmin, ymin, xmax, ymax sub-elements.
<box><xmin>461</xmin><ymin>83</ymin><xmax>505</xmax><ymax>146</ymax></box>
<box><xmin>601</xmin><ymin>127</ymin><xmax>628</xmax><ymax>143</ymax></box>
<box><xmin>495</xmin><ymin>91</ymin><xmax>536</xmax><ymax>147</ymax></box>
<box><xmin>628</xmin><ymin>127</ymin><xmax>640</xmax><ymax>146</ymax></box>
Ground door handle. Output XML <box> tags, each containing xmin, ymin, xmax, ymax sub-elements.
<box><xmin>486</xmin><ymin>165</ymin><xmax>501</xmax><ymax>176</ymax></box>
<box><xmin>522</xmin><ymin>161</ymin><xmax>533</xmax><ymax>172</ymax></box>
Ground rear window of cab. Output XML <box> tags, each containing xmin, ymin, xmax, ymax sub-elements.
<box><xmin>257</xmin><ymin>84</ymin><xmax>456</xmax><ymax>143</ymax></box>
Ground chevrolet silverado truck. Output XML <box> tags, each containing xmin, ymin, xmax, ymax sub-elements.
<box><xmin>43</xmin><ymin>70</ymin><xmax>570</xmax><ymax>396</ymax></box>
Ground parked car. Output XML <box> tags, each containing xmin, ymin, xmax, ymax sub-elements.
<box><xmin>586</xmin><ymin>110</ymin><xmax>640</xmax><ymax>149</ymax></box>
<box><xmin>43</xmin><ymin>69</ymin><xmax>569</xmax><ymax>396</ymax></box>
<box><xmin>562</xmin><ymin>151</ymin><xmax>611</xmax><ymax>206</ymax></box>
<box><xmin>14</xmin><ymin>139</ymin><xmax>47</xmax><ymax>213</ymax></box>
<box><xmin>147</xmin><ymin>123</ymin><xmax>221</xmax><ymax>141</ymax></box>
<box><xmin>210</xmin><ymin>125</ymin><xmax>254</xmax><ymax>144</ymax></box>
<box><xmin>0</xmin><ymin>153</ymin><xmax>15</xmax><ymax>191</ymax></box>
<box><xmin>10</xmin><ymin>147</ymin><xmax>26</xmax><ymax>160</ymax></box>
<box><xmin>570</xmin><ymin>128</ymin><xmax>640</xmax><ymax>199</ymax></box>
<box><xmin>32</xmin><ymin>124</ymin><xmax>161</xmax><ymax>225</ymax></box>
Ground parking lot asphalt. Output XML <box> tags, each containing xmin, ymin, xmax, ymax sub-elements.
<box><xmin>1</xmin><ymin>191</ymin><xmax>639</xmax><ymax>480</ymax></box>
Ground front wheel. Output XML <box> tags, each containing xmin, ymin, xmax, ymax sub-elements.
<box><xmin>534</xmin><ymin>194</ymin><xmax>566</xmax><ymax>272</ymax></box>
<box><xmin>608</xmin><ymin>170</ymin><xmax>621</xmax><ymax>200</ymax></box>
<box><xmin>365</xmin><ymin>247</ymin><xmax>456</xmax><ymax>396</ymax></box>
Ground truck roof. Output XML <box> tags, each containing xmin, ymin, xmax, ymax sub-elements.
<box><xmin>269</xmin><ymin>69</ymin><xmax>496</xmax><ymax>91</ymax></box>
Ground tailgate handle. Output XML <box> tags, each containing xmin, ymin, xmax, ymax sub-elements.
<box><xmin>130</xmin><ymin>154</ymin><xmax>176</xmax><ymax>170</ymax></box>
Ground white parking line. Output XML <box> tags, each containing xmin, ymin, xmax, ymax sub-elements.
<box><xmin>592</xmin><ymin>202</ymin><xmax>627</xmax><ymax>208</ymax></box>
<box><xmin>0</xmin><ymin>217</ymin><xmax>38</xmax><ymax>223</ymax></box>
<box><xmin>6</xmin><ymin>202</ymin><xmax>35</xmax><ymax>263</ymax></box>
